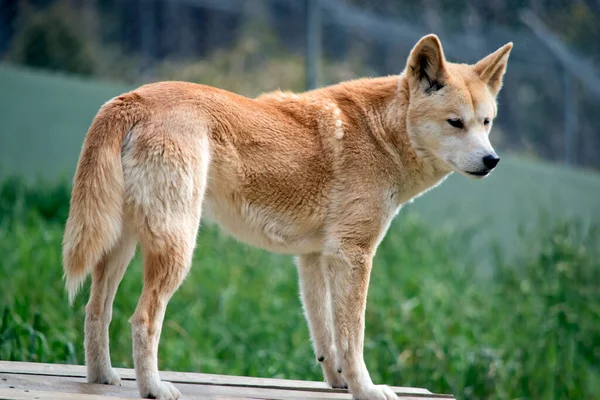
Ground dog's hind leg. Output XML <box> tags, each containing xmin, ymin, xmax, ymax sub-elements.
<box><xmin>85</xmin><ymin>223</ymin><xmax>137</xmax><ymax>385</ymax></box>
<box><xmin>126</xmin><ymin>130</ymin><xmax>208</xmax><ymax>400</ymax></box>
<box><xmin>297</xmin><ymin>254</ymin><xmax>347</xmax><ymax>389</ymax></box>
<box><xmin>131</xmin><ymin>230</ymin><xmax>198</xmax><ymax>399</ymax></box>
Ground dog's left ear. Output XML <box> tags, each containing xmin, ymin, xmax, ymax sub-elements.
<box><xmin>406</xmin><ymin>34</ymin><xmax>448</xmax><ymax>94</ymax></box>
<box><xmin>473</xmin><ymin>43</ymin><xmax>513</xmax><ymax>97</ymax></box>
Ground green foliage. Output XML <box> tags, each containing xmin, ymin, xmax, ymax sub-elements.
<box><xmin>0</xmin><ymin>176</ymin><xmax>70</xmax><ymax>225</ymax></box>
<box><xmin>156</xmin><ymin>36</ymin><xmax>365</xmax><ymax>97</ymax></box>
<box><xmin>7</xmin><ymin>3</ymin><xmax>97</xmax><ymax>76</ymax></box>
<box><xmin>1</xmin><ymin>179</ymin><xmax>599</xmax><ymax>399</ymax></box>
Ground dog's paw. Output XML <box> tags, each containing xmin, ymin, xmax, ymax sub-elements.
<box><xmin>351</xmin><ymin>384</ymin><xmax>397</xmax><ymax>400</ymax></box>
<box><xmin>142</xmin><ymin>381</ymin><xmax>181</xmax><ymax>400</ymax></box>
<box><xmin>322</xmin><ymin>363</ymin><xmax>347</xmax><ymax>389</ymax></box>
<box><xmin>326</xmin><ymin>375</ymin><xmax>348</xmax><ymax>389</ymax></box>
<box><xmin>88</xmin><ymin>368</ymin><xmax>121</xmax><ymax>386</ymax></box>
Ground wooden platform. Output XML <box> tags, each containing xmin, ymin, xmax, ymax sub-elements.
<box><xmin>0</xmin><ymin>361</ymin><xmax>454</xmax><ymax>399</ymax></box>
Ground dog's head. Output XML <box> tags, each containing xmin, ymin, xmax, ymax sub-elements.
<box><xmin>404</xmin><ymin>34</ymin><xmax>512</xmax><ymax>179</ymax></box>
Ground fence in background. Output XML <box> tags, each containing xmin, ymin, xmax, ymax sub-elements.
<box><xmin>1</xmin><ymin>0</ymin><xmax>599</xmax><ymax>170</ymax></box>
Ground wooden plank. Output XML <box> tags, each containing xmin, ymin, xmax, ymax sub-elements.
<box><xmin>2</xmin><ymin>373</ymin><xmax>332</xmax><ymax>400</ymax></box>
<box><xmin>1</xmin><ymin>373</ymin><xmax>448</xmax><ymax>400</ymax></box>
<box><xmin>0</xmin><ymin>387</ymin><xmax>442</xmax><ymax>400</ymax></box>
<box><xmin>0</xmin><ymin>387</ymin><xmax>134</xmax><ymax>400</ymax></box>
<box><xmin>0</xmin><ymin>362</ymin><xmax>453</xmax><ymax>398</ymax></box>
<box><xmin>0</xmin><ymin>386</ymin><xmax>260</xmax><ymax>400</ymax></box>
<box><xmin>2</xmin><ymin>362</ymin><xmax>356</xmax><ymax>393</ymax></box>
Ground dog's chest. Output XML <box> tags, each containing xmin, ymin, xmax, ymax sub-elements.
<box><xmin>372</xmin><ymin>189</ymin><xmax>403</xmax><ymax>247</ymax></box>
<box><xmin>372</xmin><ymin>177</ymin><xmax>445</xmax><ymax>248</ymax></box>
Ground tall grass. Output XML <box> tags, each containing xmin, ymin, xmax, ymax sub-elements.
<box><xmin>1</xmin><ymin>178</ymin><xmax>599</xmax><ymax>399</ymax></box>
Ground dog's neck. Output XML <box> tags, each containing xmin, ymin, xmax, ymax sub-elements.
<box><xmin>325</xmin><ymin>75</ymin><xmax>452</xmax><ymax>191</ymax></box>
<box><xmin>389</xmin><ymin>74</ymin><xmax>452</xmax><ymax>180</ymax></box>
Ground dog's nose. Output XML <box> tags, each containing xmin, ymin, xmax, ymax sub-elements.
<box><xmin>482</xmin><ymin>154</ymin><xmax>500</xmax><ymax>169</ymax></box>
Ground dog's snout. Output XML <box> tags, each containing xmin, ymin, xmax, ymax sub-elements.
<box><xmin>482</xmin><ymin>154</ymin><xmax>500</xmax><ymax>169</ymax></box>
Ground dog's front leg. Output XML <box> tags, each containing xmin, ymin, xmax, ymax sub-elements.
<box><xmin>297</xmin><ymin>254</ymin><xmax>347</xmax><ymax>388</ymax></box>
<box><xmin>325</xmin><ymin>246</ymin><xmax>397</xmax><ymax>400</ymax></box>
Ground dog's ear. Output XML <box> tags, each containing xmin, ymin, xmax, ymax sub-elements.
<box><xmin>473</xmin><ymin>42</ymin><xmax>513</xmax><ymax>97</ymax></box>
<box><xmin>406</xmin><ymin>34</ymin><xmax>448</xmax><ymax>94</ymax></box>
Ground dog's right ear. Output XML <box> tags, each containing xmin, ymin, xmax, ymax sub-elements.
<box><xmin>406</xmin><ymin>34</ymin><xmax>448</xmax><ymax>94</ymax></box>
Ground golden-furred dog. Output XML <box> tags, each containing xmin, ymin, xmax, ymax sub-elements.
<box><xmin>63</xmin><ymin>34</ymin><xmax>512</xmax><ymax>399</ymax></box>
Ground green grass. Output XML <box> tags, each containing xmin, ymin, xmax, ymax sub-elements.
<box><xmin>1</xmin><ymin>179</ymin><xmax>599</xmax><ymax>399</ymax></box>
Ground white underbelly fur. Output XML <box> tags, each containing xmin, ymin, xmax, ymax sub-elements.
<box><xmin>202</xmin><ymin>195</ymin><xmax>322</xmax><ymax>255</ymax></box>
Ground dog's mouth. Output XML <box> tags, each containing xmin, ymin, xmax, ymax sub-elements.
<box><xmin>465</xmin><ymin>170</ymin><xmax>490</xmax><ymax>177</ymax></box>
<box><xmin>447</xmin><ymin>160</ymin><xmax>492</xmax><ymax>179</ymax></box>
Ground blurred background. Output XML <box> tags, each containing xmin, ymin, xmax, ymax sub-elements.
<box><xmin>0</xmin><ymin>1</ymin><xmax>599</xmax><ymax>399</ymax></box>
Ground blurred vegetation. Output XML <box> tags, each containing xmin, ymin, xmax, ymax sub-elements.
<box><xmin>1</xmin><ymin>177</ymin><xmax>599</xmax><ymax>399</ymax></box>
<box><xmin>0</xmin><ymin>177</ymin><xmax>71</xmax><ymax>225</ymax></box>
<box><xmin>157</xmin><ymin>36</ymin><xmax>364</xmax><ymax>97</ymax></box>
<box><xmin>6</xmin><ymin>3</ymin><xmax>97</xmax><ymax>76</ymax></box>
<box><xmin>347</xmin><ymin>0</ymin><xmax>600</xmax><ymax>63</ymax></box>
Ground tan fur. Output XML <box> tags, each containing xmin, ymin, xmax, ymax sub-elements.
<box><xmin>62</xmin><ymin>34</ymin><xmax>512</xmax><ymax>400</ymax></box>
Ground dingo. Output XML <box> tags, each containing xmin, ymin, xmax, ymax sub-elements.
<box><xmin>63</xmin><ymin>34</ymin><xmax>512</xmax><ymax>399</ymax></box>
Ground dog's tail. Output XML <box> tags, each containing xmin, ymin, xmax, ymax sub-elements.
<box><xmin>62</xmin><ymin>93</ymin><xmax>146</xmax><ymax>304</ymax></box>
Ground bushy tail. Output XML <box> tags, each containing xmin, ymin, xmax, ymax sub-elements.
<box><xmin>62</xmin><ymin>93</ymin><xmax>145</xmax><ymax>304</ymax></box>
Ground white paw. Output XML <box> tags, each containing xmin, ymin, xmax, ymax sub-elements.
<box><xmin>141</xmin><ymin>381</ymin><xmax>181</xmax><ymax>399</ymax></box>
<box><xmin>88</xmin><ymin>368</ymin><xmax>121</xmax><ymax>386</ymax></box>
<box><xmin>351</xmin><ymin>384</ymin><xmax>398</xmax><ymax>400</ymax></box>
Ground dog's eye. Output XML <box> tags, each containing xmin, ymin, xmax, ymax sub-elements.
<box><xmin>484</xmin><ymin>118</ymin><xmax>490</xmax><ymax>126</ymax></box>
<box><xmin>447</xmin><ymin>118</ymin><xmax>464</xmax><ymax>129</ymax></box>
